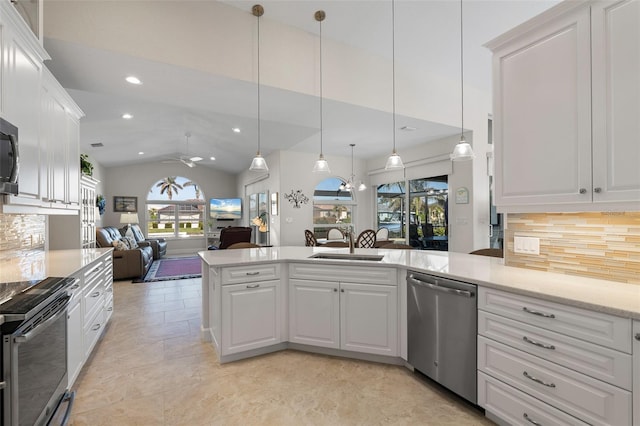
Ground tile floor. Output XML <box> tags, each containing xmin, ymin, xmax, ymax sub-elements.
<box><xmin>70</xmin><ymin>277</ymin><xmax>493</xmax><ymax>425</ymax></box>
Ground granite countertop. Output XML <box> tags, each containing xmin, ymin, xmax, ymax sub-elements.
<box><xmin>0</xmin><ymin>248</ymin><xmax>113</xmax><ymax>283</ymax></box>
<box><xmin>199</xmin><ymin>246</ymin><xmax>640</xmax><ymax>320</ymax></box>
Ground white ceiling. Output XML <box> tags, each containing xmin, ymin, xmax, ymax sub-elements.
<box><xmin>43</xmin><ymin>0</ymin><xmax>559</xmax><ymax>174</ymax></box>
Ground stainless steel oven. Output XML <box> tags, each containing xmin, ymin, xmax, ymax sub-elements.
<box><xmin>0</xmin><ymin>277</ymin><xmax>76</xmax><ymax>426</ymax></box>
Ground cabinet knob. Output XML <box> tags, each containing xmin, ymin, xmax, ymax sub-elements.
<box><xmin>340</xmin><ymin>289</ymin><xmax>345</xmax><ymax>293</ymax></box>
<box><xmin>635</xmin><ymin>333</ymin><xmax>640</xmax><ymax>341</ymax></box>
<box><xmin>579</xmin><ymin>188</ymin><xmax>587</xmax><ymax>194</ymax></box>
<box><xmin>593</xmin><ymin>187</ymin><xmax>602</xmax><ymax>193</ymax></box>
<box><xmin>333</xmin><ymin>288</ymin><xmax>337</xmax><ymax>292</ymax></box>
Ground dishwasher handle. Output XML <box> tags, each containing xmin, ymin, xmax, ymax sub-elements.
<box><xmin>408</xmin><ymin>275</ymin><xmax>475</xmax><ymax>298</ymax></box>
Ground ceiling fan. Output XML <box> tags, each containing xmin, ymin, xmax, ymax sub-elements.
<box><xmin>162</xmin><ymin>132</ymin><xmax>203</xmax><ymax>168</ymax></box>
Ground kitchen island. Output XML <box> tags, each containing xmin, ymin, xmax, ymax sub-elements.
<box><xmin>200</xmin><ymin>246</ymin><xmax>640</xmax><ymax>425</ymax></box>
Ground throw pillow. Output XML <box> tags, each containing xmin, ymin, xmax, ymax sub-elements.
<box><xmin>124</xmin><ymin>235</ymin><xmax>138</xmax><ymax>249</ymax></box>
<box><xmin>125</xmin><ymin>226</ymin><xmax>137</xmax><ymax>242</ymax></box>
<box><xmin>112</xmin><ymin>239</ymin><xmax>129</xmax><ymax>251</ymax></box>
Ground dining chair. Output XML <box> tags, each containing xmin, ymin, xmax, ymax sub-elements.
<box><xmin>355</xmin><ymin>229</ymin><xmax>376</xmax><ymax>248</ymax></box>
<box><xmin>375</xmin><ymin>227</ymin><xmax>389</xmax><ymax>242</ymax></box>
<box><xmin>327</xmin><ymin>228</ymin><xmax>344</xmax><ymax>240</ymax></box>
<box><xmin>379</xmin><ymin>242</ymin><xmax>413</xmax><ymax>250</ymax></box>
<box><xmin>304</xmin><ymin>230</ymin><xmax>318</xmax><ymax>247</ymax></box>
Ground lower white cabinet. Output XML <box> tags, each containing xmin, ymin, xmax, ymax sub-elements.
<box><xmin>66</xmin><ymin>275</ymin><xmax>84</xmax><ymax>388</ymax></box>
<box><xmin>221</xmin><ymin>279</ymin><xmax>281</xmax><ymax>356</ymax></box>
<box><xmin>634</xmin><ymin>320</ymin><xmax>640</xmax><ymax>426</ymax></box>
<box><xmin>289</xmin><ymin>278</ymin><xmax>398</xmax><ymax>357</ymax></box>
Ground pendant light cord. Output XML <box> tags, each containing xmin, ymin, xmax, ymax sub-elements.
<box><xmin>392</xmin><ymin>0</ymin><xmax>397</xmax><ymax>152</ymax></box>
<box><xmin>460</xmin><ymin>0</ymin><xmax>464</xmax><ymax>139</ymax></box>
<box><xmin>319</xmin><ymin>15</ymin><xmax>324</xmax><ymax>157</ymax></box>
<box><xmin>257</xmin><ymin>11</ymin><xmax>262</xmax><ymax>154</ymax></box>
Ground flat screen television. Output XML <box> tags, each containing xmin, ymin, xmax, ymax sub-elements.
<box><xmin>209</xmin><ymin>198</ymin><xmax>242</xmax><ymax>220</ymax></box>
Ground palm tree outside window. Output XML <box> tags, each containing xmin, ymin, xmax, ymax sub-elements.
<box><xmin>147</xmin><ymin>176</ymin><xmax>205</xmax><ymax>238</ymax></box>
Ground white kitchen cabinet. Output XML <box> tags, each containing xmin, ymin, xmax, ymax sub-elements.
<box><xmin>487</xmin><ymin>0</ymin><xmax>640</xmax><ymax>212</ymax></box>
<box><xmin>289</xmin><ymin>279</ymin><xmax>340</xmax><ymax>349</ymax></box>
<box><xmin>0</xmin><ymin>1</ymin><xmax>48</xmax><ymax>205</ymax></box>
<box><xmin>66</xmin><ymin>273</ymin><xmax>83</xmax><ymax>388</ymax></box>
<box><xmin>633</xmin><ymin>321</ymin><xmax>640</xmax><ymax>426</ymax></box>
<box><xmin>49</xmin><ymin>174</ymin><xmax>99</xmax><ymax>249</ymax></box>
<box><xmin>221</xmin><ymin>280</ymin><xmax>281</xmax><ymax>355</ymax></box>
<box><xmin>478</xmin><ymin>287</ymin><xmax>633</xmax><ymax>426</ymax></box>
<box><xmin>289</xmin><ymin>264</ymin><xmax>398</xmax><ymax>357</ymax></box>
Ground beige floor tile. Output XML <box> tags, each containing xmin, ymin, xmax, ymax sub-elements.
<box><xmin>71</xmin><ymin>277</ymin><xmax>493</xmax><ymax>425</ymax></box>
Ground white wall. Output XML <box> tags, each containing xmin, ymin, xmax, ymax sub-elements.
<box><xmin>102</xmin><ymin>161</ymin><xmax>236</xmax><ymax>255</ymax></box>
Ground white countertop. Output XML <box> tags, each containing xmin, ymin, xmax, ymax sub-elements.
<box><xmin>0</xmin><ymin>248</ymin><xmax>113</xmax><ymax>283</ymax></box>
<box><xmin>199</xmin><ymin>246</ymin><xmax>640</xmax><ymax>320</ymax></box>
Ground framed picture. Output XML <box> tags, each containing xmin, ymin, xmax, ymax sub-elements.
<box><xmin>113</xmin><ymin>196</ymin><xmax>137</xmax><ymax>212</ymax></box>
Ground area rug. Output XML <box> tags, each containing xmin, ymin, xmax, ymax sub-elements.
<box><xmin>135</xmin><ymin>256</ymin><xmax>202</xmax><ymax>283</ymax></box>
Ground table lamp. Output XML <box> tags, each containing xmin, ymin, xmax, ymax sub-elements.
<box><xmin>120</xmin><ymin>212</ymin><xmax>139</xmax><ymax>231</ymax></box>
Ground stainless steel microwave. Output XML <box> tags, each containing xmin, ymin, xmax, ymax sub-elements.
<box><xmin>0</xmin><ymin>117</ymin><xmax>19</xmax><ymax>195</ymax></box>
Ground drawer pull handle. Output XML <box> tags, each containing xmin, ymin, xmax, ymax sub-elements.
<box><xmin>69</xmin><ymin>284</ymin><xmax>80</xmax><ymax>291</ymax></box>
<box><xmin>522</xmin><ymin>307</ymin><xmax>555</xmax><ymax>319</ymax></box>
<box><xmin>91</xmin><ymin>292</ymin><xmax>101</xmax><ymax>298</ymax></box>
<box><xmin>523</xmin><ymin>336</ymin><xmax>555</xmax><ymax>350</ymax></box>
<box><xmin>107</xmin><ymin>307</ymin><xmax>113</xmax><ymax>312</ymax></box>
<box><xmin>635</xmin><ymin>333</ymin><xmax>640</xmax><ymax>341</ymax></box>
<box><xmin>91</xmin><ymin>324</ymin><xmax>101</xmax><ymax>331</ymax></box>
<box><xmin>523</xmin><ymin>371</ymin><xmax>556</xmax><ymax>388</ymax></box>
<box><xmin>246</xmin><ymin>284</ymin><xmax>260</xmax><ymax>289</ymax></box>
<box><xmin>246</xmin><ymin>272</ymin><xmax>260</xmax><ymax>276</ymax></box>
<box><xmin>523</xmin><ymin>413</ymin><xmax>541</xmax><ymax>426</ymax></box>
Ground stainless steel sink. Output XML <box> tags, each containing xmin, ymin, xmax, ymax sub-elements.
<box><xmin>309</xmin><ymin>253</ymin><xmax>385</xmax><ymax>261</ymax></box>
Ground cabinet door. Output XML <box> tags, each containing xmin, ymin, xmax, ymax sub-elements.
<box><xmin>633</xmin><ymin>321</ymin><xmax>639</xmax><ymax>426</ymax></box>
<box><xmin>340</xmin><ymin>282</ymin><xmax>397</xmax><ymax>356</ymax></box>
<box><xmin>288</xmin><ymin>279</ymin><xmax>339</xmax><ymax>349</ymax></box>
<box><xmin>67</xmin><ymin>299</ymin><xmax>83</xmax><ymax>388</ymax></box>
<box><xmin>493</xmin><ymin>7</ymin><xmax>592</xmax><ymax>207</ymax></box>
<box><xmin>3</xmin><ymin>26</ymin><xmax>42</xmax><ymax>200</ymax></box>
<box><xmin>221</xmin><ymin>280</ymin><xmax>280</xmax><ymax>355</ymax></box>
<box><xmin>66</xmin><ymin>114</ymin><xmax>80</xmax><ymax>206</ymax></box>
<box><xmin>591</xmin><ymin>0</ymin><xmax>640</xmax><ymax>204</ymax></box>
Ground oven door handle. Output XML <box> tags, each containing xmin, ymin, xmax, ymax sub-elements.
<box><xmin>13</xmin><ymin>295</ymin><xmax>71</xmax><ymax>344</ymax></box>
<box><xmin>59</xmin><ymin>390</ymin><xmax>76</xmax><ymax>426</ymax></box>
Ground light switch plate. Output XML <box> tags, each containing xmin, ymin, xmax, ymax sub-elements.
<box><xmin>514</xmin><ymin>236</ymin><xmax>540</xmax><ymax>255</ymax></box>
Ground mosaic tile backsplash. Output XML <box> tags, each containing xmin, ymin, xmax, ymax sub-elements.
<box><xmin>506</xmin><ymin>212</ymin><xmax>640</xmax><ymax>284</ymax></box>
<box><xmin>0</xmin><ymin>213</ymin><xmax>45</xmax><ymax>261</ymax></box>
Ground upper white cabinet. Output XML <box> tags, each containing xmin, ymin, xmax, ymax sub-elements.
<box><xmin>0</xmin><ymin>1</ymin><xmax>83</xmax><ymax>214</ymax></box>
<box><xmin>487</xmin><ymin>0</ymin><xmax>640</xmax><ymax>212</ymax></box>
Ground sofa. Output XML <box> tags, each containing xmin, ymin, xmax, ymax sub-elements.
<box><xmin>96</xmin><ymin>226</ymin><xmax>153</xmax><ymax>280</ymax></box>
<box><xmin>122</xmin><ymin>224</ymin><xmax>167</xmax><ymax>260</ymax></box>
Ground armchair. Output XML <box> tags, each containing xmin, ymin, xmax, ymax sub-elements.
<box><xmin>96</xmin><ymin>226</ymin><xmax>153</xmax><ymax>280</ymax></box>
<box><xmin>123</xmin><ymin>224</ymin><xmax>167</xmax><ymax>259</ymax></box>
<box><xmin>208</xmin><ymin>226</ymin><xmax>253</xmax><ymax>249</ymax></box>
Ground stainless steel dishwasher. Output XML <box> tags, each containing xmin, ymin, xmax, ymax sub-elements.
<box><xmin>407</xmin><ymin>272</ymin><xmax>477</xmax><ymax>404</ymax></box>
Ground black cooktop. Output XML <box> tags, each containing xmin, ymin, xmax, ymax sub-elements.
<box><xmin>0</xmin><ymin>277</ymin><xmax>74</xmax><ymax>320</ymax></box>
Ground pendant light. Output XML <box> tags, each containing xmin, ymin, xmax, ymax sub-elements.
<box><xmin>339</xmin><ymin>144</ymin><xmax>366</xmax><ymax>192</ymax></box>
<box><xmin>385</xmin><ymin>0</ymin><xmax>404</xmax><ymax>170</ymax></box>
<box><xmin>312</xmin><ymin>10</ymin><xmax>330</xmax><ymax>173</ymax></box>
<box><xmin>249</xmin><ymin>4</ymin><xmax>269</xmax><ymax>172</ymax></box>
<box><xmin>450</xmin><ymin>0</ymin><xmax>475</xmax><ymax>161</ymax></box>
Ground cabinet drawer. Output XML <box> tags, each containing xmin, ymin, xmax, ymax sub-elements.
<box><xmin>289</xmin><ymin>263</ymin><xmax>397</xmax><ymax>285</ymax></box>
<box><xmin>84</xmin><ymin>259</ymin><xmax>107</xmax><ymax>285</ymax></box>
<box><xmin>83</xmin><ymin>279</ymin><xmax>105</xmax><ymax>322</ymax></box>
<box><xmin>104</xmin><ymin>296</ymin><xmax>114</xmax><ymax>324</ymax></box>
<box><xmin>221</xmin><ymin>263</ymin><xmax>280</xmax><ymax>285</ymax></box>
<box><xmin>478</xmin><ymin>287</ymin><xmax>631</xmax><ymax>352</ymax></box>
<box><xmin>478</xmin><ymin>336</ymin><xmax>632</xmax><ymax>426</ymax></box>
<box><xmin>479</xmin><ymin>311</ymin><xmax>632</xmax><ymax>390</ymax></box>
<box><xmin>479</xmin><ymin>372</ymin><xmax>588</xmax><ymax>426</ymax></box>
<box><xmin>84</xmin><ymin>308</ymin><xmax>105</xmax><ymax>358</ymax></box>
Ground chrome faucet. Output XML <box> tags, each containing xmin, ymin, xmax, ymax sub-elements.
<box><xmin>346</xmin><ymin>231</ymin><xmax>355</xmax><ymax>254</ymax></box>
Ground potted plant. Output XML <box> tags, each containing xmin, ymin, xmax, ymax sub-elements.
<box><xmin>80</xmin><ymin>154</ymin><xmax>93</xmax><ymax>176</ymax></box>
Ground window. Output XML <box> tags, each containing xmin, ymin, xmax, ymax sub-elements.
<box><xmin>408</xmin><ymin>176</ymin><xmax>448</xmax><ymax>250</ymax></box>
<box><xmin>146</xmin><ymin>176</ymin><xmax>205</xmax><ymax>238</ymax></box>
<box><xmin>313</xmin><ymin>177</ymin><xmax>355</xmax><ymax>238</ymax></box>
<box><xmin>376</xmin><ymin>181</ymin><xmax>406</xmax><ymax>240</ymax></box>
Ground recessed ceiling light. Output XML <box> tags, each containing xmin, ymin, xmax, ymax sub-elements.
<box><xmin>210</xmin><ymin>156</ymin><xmax>216</xmax><ymax>161</ymax></box>
<box><xmin>126</xmin><ymin>76</ymin><xmax>142</xmax><ymax>85</ymax></box>
<box><xmin>232</xmin><ymin>127</ymin><xmax>241</xmax><ymax>133</ymax></box>
<box><xmin>122</xmin><ymin>113</ymin><xmax>133</xmax><ymax>119</ymax></box>
<box><xmin>138</xmin><ymin>151</ymin><xmax>144</xmax><ymax>155</ymax></box>
<box><xmin>190</xmin><ymin>156</ymin><xmax>203</xmax><ymax>162</ymax></box>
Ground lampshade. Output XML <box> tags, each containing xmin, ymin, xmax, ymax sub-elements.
<box><xmin>249</xmin><ymin>5</ymin><xmax>269</xmax><ymax>172</ymax></box>
<box><xmin>450</xmin><ymin>0</ymin><xmax>475</xmax><ymax>162</ymax></box>
<box><xmin>358</xmin><ymin>181</ymin><xmax>367</xmax><ymax>191</ymax></box>
<box><xmin>313</xmin><ymin>154</ymin><xmax>330</xmax><ymax>173</ymax></box>
<box><xmin>385</xmin><ymin>150</ymin><xmax>404</xmax><ymax>169</ymax></box>
<box><xmin>120</xmin><ymin>213</ymin><xmax>139</xmax><ymax>225</ymax></box>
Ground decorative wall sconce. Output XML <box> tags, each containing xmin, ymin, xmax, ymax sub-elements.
<box><xmin>283</xmin><ymin>190</ymin><xmax>309</xmax><ymax>208</ymax></box>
